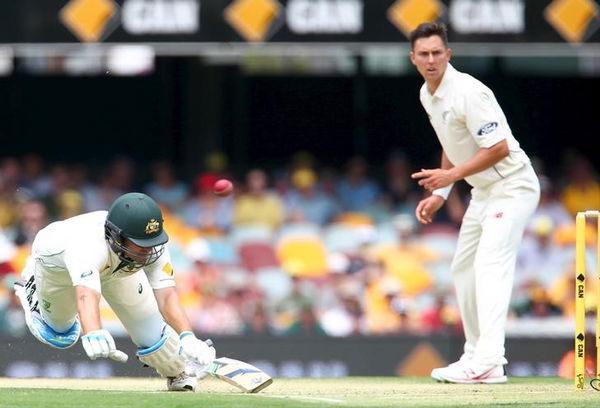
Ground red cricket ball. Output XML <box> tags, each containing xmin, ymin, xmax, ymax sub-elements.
<box><xmin>213</xmin><ymin>179</ymin><xmax>234</xmax><ymax>197</ymax></box>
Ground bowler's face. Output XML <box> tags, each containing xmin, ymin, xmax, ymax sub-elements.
<box><xmin>410</xmin><ymin>35</ymin><xmax>452</xmax><ymax>91</ymax></box>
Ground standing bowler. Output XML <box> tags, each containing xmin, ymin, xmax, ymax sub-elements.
<box><xmin>409</xmin><ymin>22</ymin><xmax>540</xmax><ymax>383</ymax></box>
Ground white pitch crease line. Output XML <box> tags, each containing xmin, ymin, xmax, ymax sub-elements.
<box><xmin>263</xmin><ymin>395</ymin><xmax>346</xmax><ymax>404</ymax></box>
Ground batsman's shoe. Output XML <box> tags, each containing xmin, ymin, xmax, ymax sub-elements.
<box><xmin>431</xmin><ymin>363</ymin><xmax>507</xmax><ymax>384</ymax></box>
<box><xmin>167</xmin><ymin>372</ymin><xmax>197</xmax><ymax>391</ymax></box>
<box><xmin>14</xmin><ymin>280</ymin><xmax>80</xmax><ymax>349</ymax></box>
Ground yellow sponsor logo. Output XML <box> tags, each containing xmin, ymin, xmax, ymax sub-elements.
<box><xmin>224</xmin><ymin>0</ymin><xmax>282</xmax><ymax>42</ymax></box>
<box><xmin>545</xmin><ymin>0</ymin><xmax>599</xmax><ymax>43</ymax></box>
<box><xmin>162</xmin><ymin>263</ymin><xmax>174</xmax><ymax>276</ymax></box>
<box><xmin>145</xmin><ymin>219</ymin><xmax>160</xmax><ymax>235</ymax></box>
<box><xmin>60</xmin><ymin>0</ymin><xmax>118</xmax><ymax>42</ymax></box>
<box><xmin>576</xmin><ymin>373</ymin><xmax>585</xmax><ymax>389</ymax></box>
<box><xmin>387</xmin><ymin>0</ymin><xmax>443</xmax><ymax>38</ymax></box>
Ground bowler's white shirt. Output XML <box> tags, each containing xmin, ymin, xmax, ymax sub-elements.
<box><xmin>31</xmin><ymin>211</ymin><xmax>176</xmax><ymax>293</ymax></box>
<box><xmin>419</xmin><ymin>64</ymin><xmax>530</xmax><ymax>189</ymax></box>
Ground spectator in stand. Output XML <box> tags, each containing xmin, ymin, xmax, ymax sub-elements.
<box><xmin>55</xmin><ymin>190</ymin><xmax>85</xmax><ymax>220</ymax></box>
<box><xmin>0</xmin><ymin>230</ymin><xmax>23</xmax><ymax>336</ymax></box>
<box><xmin>233</xmin><ymin>168</ymin><xmax>285</xmax><ymax>231</ymax></box>
<box><xmin>559</xmin><ymin>152</ymin><xmax>600</xmax><ymax>216</ymax></box>
<box><xmin>525</xmin><ymin>176</ymin><xmax>571</xmax><ymax>234</ymax></box>
<box><xmin>0</xmin><ymin>287</ymin><xmax>27</xmax><ymax>336</ymax></box>
<box><xmin>367</xmin><ymin>214</ymin><xmax>437</xmax><ymax>299</ymax></box>
<box><xmin>0</xmin><ymin>229</ymin><xmax>16</xmax><ymax>279</ymax></box>
<box><xmin>382</xmin><ymin>151</ymin><xmax>421</xmax><ymax>214</ymax></box>
<box><xmin>192</xmin><ymin>289</ymin><xmax>243</xmax><ymax>335</ymax></box>
<box><xmin>513</xmin><ymin>215</ymin><xmax>574</xmax><ymax>319</ymax></box>
<box><xmin>70</xmin><ymin>162</ymin><xmax>96</xmax><ymax>201</ymax></box>
<box><xmin>319</xmin><ymin>166</ymin><xmax>340</xmax><ymax>199</ymax></box>
<box><xmin>242</xmin><ymin>302</ymin><xmax>275</xmax><ymax>336</ymax></box>
<box><xmin>109</xmin><ymin>155</ymin><xmax>137</xmax><ymax>193</ymax></box>
<box><xmin>0</xmin><ymin>170</ymin><xmax>20</xmax><ymax>233</ymax></box>
<box><xmin>336</xmin><ymin>156</ymin><xmax>380</xmax><ymax>213</ymax></box>
<box><xmin>13</xmin><ymin>200</ymin><xmax>50</xmax><ymax>247</ymax></box>
<box><xmin>0</xmin><ymin>157</ymin><xmax>22</xmax><ymax>195</ymax></box>
<box><xmin>144</xmin><ymin>160</ymin><xmax>189</xmax><ymax>212</ymax></box>
<box><xmin>82</xmin><ymin>168</ymin><xmax>122</xmax><ymax>212</ymax></box>
<box><xmin>420</xmin><ymin>292</ymin><xmax>461</xmax><ymax>334</ymax></box>
<box><xmin>0</xmin><ymin>157</ymin><xmax>28</xmax><ymax>234</ymax></box>
<box><xmin>82</xmin><ymin>159</ymin><xmax>131</xmax><ymax>212</ymax></box>
<box><xmin>180</xmin><ymin>172</ymin><xmax>233</xmax><ymax>234</ymax></box>
<box><xmin>21</xmin><ymin>153</ymin><xmax>52</xmax><ymax>199</ymax></box>
<box><xmin>363</xmin><ymin>265</ymin><xmax>415</xmax><ymax>334</ymax></box>
<box><xmin>274</xmin><ymin>277</ymin><xmax>317</xmax><ymax>333</ymax></box>
<box><xmin>282</xmin><ymin>305</ymin><xmax>326</xmax><ymax>336</ymax></box>
<box><xmin>42</xmin><ymin>163</ymin><xmax>75</xmax><ymax>220</ymax></box>
<box><xmin>285</xmin><ymin>168</ymin><xmax>340</xmax><ymax>226</ymax></box>
<box><xmin>514</xmin><ymin>215</ymin><xmax>572</xmax><ymax>310</ymax></box>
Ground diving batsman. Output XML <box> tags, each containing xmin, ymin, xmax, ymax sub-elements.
<box><xmin>14</xmin><ymin>192</ymin><xmax>214</xmax><ymax>391</ymax></box>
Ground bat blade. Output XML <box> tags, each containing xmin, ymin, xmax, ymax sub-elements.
<box><xmin>206</xmin><ymin>357</ymin><xmax>273</xmax><ymax>393</ymax></box>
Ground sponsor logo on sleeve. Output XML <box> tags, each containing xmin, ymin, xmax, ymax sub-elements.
<box><xmin>81</xmin><ymin>270</ymin><xmax>93</xmax><ymax>278</ymax></box>
<box><xmin>162</xmin><ymin>263</ymin><xmax>174</xmax><ymax>276</ymax></box>
<box><xmin>442</xmin><ymin>110</ymin><xmax>450</xmax><ymax>123</ymax></box>
<box><xmin>477</xmin><ymin>121</ymin><xmax>498</xmax><ymax>135</ymax></box>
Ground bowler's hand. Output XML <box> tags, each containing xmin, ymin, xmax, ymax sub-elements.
<box><xmin>411</xmin><ymin>168</ymin><xmax>454</xmax><ymax>192</ymax></box>
<box><xmin>415</xmin><ymin>195</ymin><xmax>445</xmax><ymax>225</ymax></box>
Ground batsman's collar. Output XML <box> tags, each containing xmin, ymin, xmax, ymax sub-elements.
<box><xmin>432</xmin><ymin>63</ymin><xmax>457</xmax><ymax>100</ymax></box>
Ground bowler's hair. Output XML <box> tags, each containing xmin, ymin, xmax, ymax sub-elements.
<box><xmin>409</xmin><ymin>22</ymin><xmax>448</xmax><ymax>49</ymax></box>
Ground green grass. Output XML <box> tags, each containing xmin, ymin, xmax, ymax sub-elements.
<box><xmin>0</xmin><ymin>377</ymin><xmax>598</xmax><ymax>408</ymax></box>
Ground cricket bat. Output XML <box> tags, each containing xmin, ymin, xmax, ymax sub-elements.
<box><xmin>193</xmin><ymin>339</ymin><xmax>273</xmax><ymax>393</ymax></box>
<box><xmin>203</xmin><ymin>357</ymin><xmax>273</xmax><ymax>393</ymax></box>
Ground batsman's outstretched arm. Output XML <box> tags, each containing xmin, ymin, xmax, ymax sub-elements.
<box><xmin>154</xmin><ymin>287</ymin><xmax>216</xmax><ymax>366</ymax></box>
<box><xmin>75</xmin><ymin>286</ymin><xmax>128</xmax><ymax>362</ymax></box>
<box><xmin>75</xmin><ymin>285</ymin><xmax>103</xmax><ymax>333</ymax></box>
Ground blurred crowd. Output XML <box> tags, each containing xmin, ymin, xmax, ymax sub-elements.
<box><xmin>0</xmin><ymin>149</ymin><xmax>599</xmax><ymax>338</ymax></box>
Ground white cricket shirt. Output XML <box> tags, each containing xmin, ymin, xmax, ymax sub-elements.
<box><xmin>31</xmin><ymin>211</ymin><xmax>176</xmax><ymax>293</ymax></box>
<box><xmin>420</xmin><ymin>64</ymin><xmax>530</xmax><ymax>189</ymax></box>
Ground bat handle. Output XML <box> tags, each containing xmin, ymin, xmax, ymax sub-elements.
<box><xmin>205</xmin><ymin>339</ymin><xmax>214</xmax><ymax>347</ymax></box>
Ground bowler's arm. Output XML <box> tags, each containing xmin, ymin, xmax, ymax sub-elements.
<box><xmin>154</xmin><ymin>286</ymin><xmax>194</xmax><ymax>334</ymax></box>
<box><xmin>440</xmin><ymin>151</ymin><xmax>453</xmax><ymax>171</ymax></box>
<box><xmin>446</xmin><ymin>139</ymin><xmax>509</xmax><ymax>182</ymax></box>
<box><xmin>413</xmin><ymin>140</ymin><xmax>509</xmax><ymax>192</ymax></box>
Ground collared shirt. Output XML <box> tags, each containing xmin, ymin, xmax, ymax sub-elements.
<box><xmin>31</xmin><ymin>211</ymin><xmax>175</xmax><ymax>293</ymax></box>
<box><xmin>419</xmin><ymin>64</ymin><xmax>530</xmax><ymax>189</ymax></box>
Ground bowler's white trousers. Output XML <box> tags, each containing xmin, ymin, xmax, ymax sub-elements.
<box><xmin>452</xmin><ymin>163</ymin><xmax>540</xmax><ymax>366</ymax></box>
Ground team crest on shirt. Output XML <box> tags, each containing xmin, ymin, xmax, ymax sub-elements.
<box><xmin>145</xmin><ymin>219</ymin><xmax>160</xmax><ymax>235</ymax></box>
<box><xmin>478</xmin><ymin>122</ymin><xmax>498</xmax><ymax>135</ymax></box>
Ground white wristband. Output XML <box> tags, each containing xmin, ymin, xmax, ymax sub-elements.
<box><xmin>432</xmin><ymin>184</ymin><xmax>454</xmax><ymax>200</ymax></box>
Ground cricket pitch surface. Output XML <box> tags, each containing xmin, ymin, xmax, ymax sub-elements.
<box><xmin>0</xmin><ymin>376</ymin><xmax>597</xmax><ymax>407</ymax></box>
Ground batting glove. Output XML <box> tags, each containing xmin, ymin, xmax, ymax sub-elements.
<box><xmin>179</xmin><ymin>331</ymin><xmax>216</xmax><ymax>366</ymax></box>
<box><xmin>81</xmin><ymin>329</ymin><xmax>128</xmax><ymax>362</ymax></box>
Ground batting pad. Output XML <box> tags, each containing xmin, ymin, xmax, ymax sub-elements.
<box><xmin>205</xmin><ymin>357</ymin><xmax>273</xmax><ymax>393</ymax></box>
<box><xmin>137</xmin><ymin>328</ymin><xmax>186</xmax><ymax>377</ymax></box>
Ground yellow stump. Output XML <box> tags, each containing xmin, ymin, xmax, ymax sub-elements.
<box><xmin>575</xmin><ymin>212</ymin><xmax>586</xmax><ymax>390</ymax></box>
<box><xmin>597</xmin><ymin>215</ymin><xmax>600</xmax><ymax>381</ymax></box>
